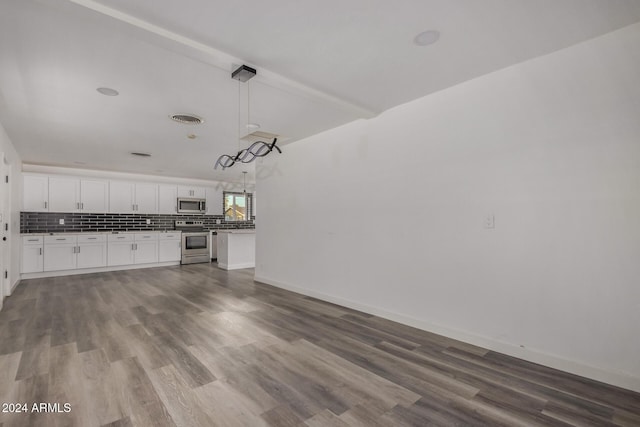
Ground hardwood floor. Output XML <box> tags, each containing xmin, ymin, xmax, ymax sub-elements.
<box><xmin>0</xmin><ymin>263</ymin><xmax>639</xmax><ymax>426</ymax></box>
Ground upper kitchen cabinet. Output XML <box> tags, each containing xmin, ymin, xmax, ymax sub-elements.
<box><xmin>135</xmin><ymin>183</ymin><xmax>158</xmax><ymax>214</ymax></box>
<box><xmin>80</xmin><ymin>179</ymin><xmax>109</xmax><ymax>212</ymax></box>
<box><xmin>158</xmin><ymin>184</ymin><xmax>177</xmax><ymax>214</ymax></box>
<box><xmin>206</xmin><ymin>186</ymin><xmax>223</xmax><ymax>215</ymax></box>
<box><xmin>177</xmin><ymin>185</ymin><xmax>205</xmax><ymax>199</ymax></box>
<box><xmin>23</xmin><ymin>174</ymin><xmax>108</xmax><ymax>213</ymax></box>
<box><xmin>109</xmin><ymin>181</ymin><xmax>158</xmax><ymax>214</ymax></box>
<box><xmin>48</xmin><ymin>176</ymin><xmax>80</xmax><ymax>212</ymax></box>
<box><xmin>109</xmin><ymin>181</ymin><xmax>135</xmax><ymax>213</ymax></box>
<box><xmin>22</xmin><ymin>174</ymin><xmax>49</xmax><ymax>212</ymax></box>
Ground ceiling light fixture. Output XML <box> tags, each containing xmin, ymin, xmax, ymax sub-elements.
<box><xmin>214</xmin><ymin>65</ymin><xmax>282</xmax><ymax>170</ymax></box>
<box><xmin>242</xmin><ymin>171</ymin><xmax>247</xmax><ymax>195</ymax></box>
<box><xmin>96</xmin><ymin>87</ymin><xmax>119</xmax><ymax>96</ymax></box>
<box><xmin>413</xmin><ymin>30</ymin><xmax>440</xmax><ymax>46</ymax></box>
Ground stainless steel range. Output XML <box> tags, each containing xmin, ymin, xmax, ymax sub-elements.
<box><xmin>175</xmin><ymin>220</ymin><xmax>210</xmax><ymax>264</ymax></box>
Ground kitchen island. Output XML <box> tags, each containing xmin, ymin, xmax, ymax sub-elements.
<box><xmin>216</xmin><ymin>229</ymin><xmax>255</xmax><ymax>270</ymax></box>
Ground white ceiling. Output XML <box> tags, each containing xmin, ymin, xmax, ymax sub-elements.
<box><xmin>1</xmin><ymin>0</ymin><xmax>640</xmax><ymax>184</ymax></box>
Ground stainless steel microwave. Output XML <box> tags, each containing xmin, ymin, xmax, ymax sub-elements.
<box><xmin>177</xmin><ymin>198</ymin><xmax>206</xmax><ymax>214</ymax></box>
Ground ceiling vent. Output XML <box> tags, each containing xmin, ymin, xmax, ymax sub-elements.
<box><xmin>130</xmin><ymin>152</ymin><xmax>152</xmax><ymax>157</ymax></box>
<box><xmin>169</xmin><ymin>113</ymin><xmax>204</xmax><ymax>124</ymax></box>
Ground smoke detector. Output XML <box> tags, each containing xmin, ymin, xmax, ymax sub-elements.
<box><xmin>169</xmin><ymin>113</ymin><xmax>204</xmax><ymax>124</ymax></box>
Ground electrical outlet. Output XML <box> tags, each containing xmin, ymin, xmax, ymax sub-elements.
<box><xmin>59</xmin><ymin>219</ymin><xmax>64</xmax><ymax>225</ymax></box>
<box><xmin>484</xmin><ymin>214</ymin><xmax>495</xmax><ymax>229</ymax></box>
<box><xmin>216</xmin><ymin>219</ymin><xmax>221</xmax><ymax>224</ymax></box>
<box><xmin>146</xmin><ymin>219</ymin><xmax>151</xmax><ymax>225</ymax></box>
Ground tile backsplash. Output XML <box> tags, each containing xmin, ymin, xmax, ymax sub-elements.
<box><xmin>21</xmin><ymin>212</ymin><xmax>256</xmax><ymax>234</ymax></box>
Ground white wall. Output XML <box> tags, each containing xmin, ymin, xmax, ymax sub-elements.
<box><xmin>255</xmin><ymin>23</ymin><xmax>640</xmax><ymax>392</ymax></box>
<box><xmin>0</xmin><ymin>121</ymin><xmax>23</xmax><ymax>302</ymax></box>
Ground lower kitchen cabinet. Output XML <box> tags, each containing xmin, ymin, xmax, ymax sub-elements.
<box><xmin>44</xmin><ymin>235</ymin><xmax>77</xmax><ymax>272</ymax></box>
<box><xmin>43</xmin><ymin>234</ymin><xmax>107</xmax><ymax>271</ymax></box>
<box><xmin>134</xmin><ymin>233</ymin><xmax>159</xmax><ymax>264</ymax></box>
<box><xmin>76</xmin><ymin>234</ymin><xmax>107</xmax><ymax>269</ymax></box>
<box><xmin>21</xmin><ymin>236</ymin><xmax>44</xmax><ymax>273</ymax></box>
<box><xmin>159</xmin><ymin>232</ymin><xmax>181</xmax><ymax>262</ymax></box>
<box><xmin>107</xmin><ymin>234</ymin><xmax>135</xmax><ymax>266</ymax></box>
<box><xmin>22</xmin><ymin>231</ymin><xmax>182</xmax><ymax>277</ymax></box>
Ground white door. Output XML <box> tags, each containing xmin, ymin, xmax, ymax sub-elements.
<box><xmin>135</xmin><ymin>183</ymin><xmax>158</xmax><ymax>214</ymax></box>
<box><xmin>81</xmin><ymin>179</ymin><xmax>109</xmax><ymax>212</ymax></box>
<box><xmin>107</xmin><ymin>241</ymin><xmax>135</xmax><ymax>266</ymax></box>
<box><xmin>158</xmin><ymin>185</ymin><xmax>177</xmax><ymax>214</ymax></box>
<box><xmin>23</xmin><ymin>174</ymin><xmax>49</xmax><ymax>212</ymax></box>
<box><xmin>44</xmin><ymin>244</ymin><xmax>76</xmax><ymax>271</ymax></box>
<box><xmin>76</xmin><ymin>243</ymin><xmax>107</xmax><ymax>269</ymax></box>
<box><xmin>159</xmin><ymin>239</ymin><xmax>181</xmax><ymax>262</ymax></box>
<box><xmin>109</xmin><ymin>181</ymin><xmax>135</xmax><ymax>213</ymax></box>
<box><xmin>48</xmin><ymin>176</ymin><xmax>80</xmax><ymax>212</ymax></box>
<box><xmin>22</xmin><ymin>245</ymin><xmax>44</xmax><ymax>273</ymax></box>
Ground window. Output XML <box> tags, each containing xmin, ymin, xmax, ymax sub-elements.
<box><xmin>224</xmin><ymin>192</ymin><xmax>252</xmax><ymax>221</ymax></box>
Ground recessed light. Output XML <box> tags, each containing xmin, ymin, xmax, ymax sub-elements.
<box><xmin>130</xmin><ymin>152</ymin><xmax>151</xmax><ymax>157</ymax></box>
<box><xmin>187</xmin><ymin>134</ymin><xmax>197</xmax><ymax>139</ymax></box>
<box><xmin>413</xmin><ymin>30</ymin><xmax>440</xmax><ymax>46</ymax></box>
<box><xmin>246</xmin><ymin>123</ymin><xmax>261</xmax><ymax>131</ymax></box>
<box><xmin>96</xmin><ymin>87</ymin><xmax>119</xmax><ymax>96</ymax></box>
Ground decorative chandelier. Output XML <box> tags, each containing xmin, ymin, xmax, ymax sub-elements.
<box><xmin>214</xmin><ymin>65</ymin><xmax>282</xmax><ymax>170</ymax></box>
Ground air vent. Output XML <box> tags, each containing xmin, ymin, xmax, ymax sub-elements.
<box><xmin>169</xmin><ymin>113</ymin><xmax>204</xmax><ymax>124</ymax></box>
<box><xmin>130</xmin><ymin>152</ymin><xmax>152</xmax><ymax>157</ymax></box>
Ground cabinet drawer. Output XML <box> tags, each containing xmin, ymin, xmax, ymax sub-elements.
<box><xmin>158</xmin><ymin>232</ymin><xmax>181</xmax><ymax>240</ymax></box>
<box><xmin>135</xmin><ymin>233</ymin><xmax>159</xmax><ymax>241</ymax></box>
<box><xmin>44</xmin><ymin>235</ymin><xmax>77</xmax><ymax>244</ymax></box>
<box><xmin>77</xmin><ymin>234</ymin><xmax>106</xmax><ymax>243</ymax></box>
<box><xmin>108</xmin><ymin>234</ymin><xmax>134</xmax><ymax>242</ymax></box>
<box><xmin>23</xmin><ymin>236</ymin><xmax>44</xmax><ymax>245</ymax></box>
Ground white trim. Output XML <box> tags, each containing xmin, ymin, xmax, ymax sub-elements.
<box><xmin>21</xmin><ymin>261</ymin><xmax>181</xmax><ymax>280</ymax></box>
<box><xmin>219</xmin><ymin>261</ymin><xmax>255</xmax><ymax>270</ymax></box>
<box><xmin>10</xmin><ymin>278</ymin><xmax>19</xmax><ymax>293</ymax></box>
<box><xmin>254</xmin><ymin>274</ymin><xmax>640</xmax><ymax>394</ymax></box>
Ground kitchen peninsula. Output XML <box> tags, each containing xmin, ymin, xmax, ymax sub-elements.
<box><xmin>216</xmin><ymin>229</ymin><xmax>256</xmax><ymax>270</ymax></box>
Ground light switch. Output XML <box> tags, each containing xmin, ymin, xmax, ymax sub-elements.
<box><xmin>216</xmin><ymin>219</ymin><xmax>221</xmax><ymax>224</ymax></box>
<box><xmin>146</xmin><ymin>219</ymin><xmax>151</xmax><ymax>225</ymax></box>
<box><xmin>59</xmin><ymin>219</ymin><xmax>64</xmax><ymax>225</ymax></box>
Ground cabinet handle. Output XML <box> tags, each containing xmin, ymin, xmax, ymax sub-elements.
<box><xmin>72</xmin><ymin>246</ymin><xmax>76</xmax><ymax>253</ymax></box>
<box><xmin>44</xmin><ymin>201</ymin><xmax>48</xmax><ymax>209</ymax></box>
<box><xmin>55</xmin><ymin>238</ymin><xmax>66</xmax><ymax>241</ymax></box>
<box><xmin>39</xmin><ymin>248</ymin><xmax>42</xmax><ymax>255</ymax></box>
<box><xmin>77</xmin><ymin>246</ymin><xmax>81</xmax><ymax>253</ymax></box>
<box><xmin>88</xmin><ymin>237</ymin><xmax>97</xmax><ymax>240</ymax></box>
<box><xmin>81</xmin><ymin>203</ymin><xmax>84</xmax><ymax>209</ymax></box>
<box><xmin>76</xmin><ymin>202</ymin><xmax>80</xmax><ymax>209</ymax></box>
<box><xmin>28</xmin><ymin>239</ymin><xmax>38</xmax><ymax>242</ymax></box>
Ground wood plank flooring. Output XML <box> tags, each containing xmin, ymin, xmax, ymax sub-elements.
<box><xmin>0</xmin><ymin>264</ymin><xmax>639</xmax><ymax>426</ymax></box>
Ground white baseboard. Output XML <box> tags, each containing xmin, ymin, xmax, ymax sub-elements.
<box><xmin>21</xmin><ymin>261</ymin><xmax>181</xmax><ymax>280</ymax></box>
<box><xmin>254</xmin><ymin>274</ymin><xmax>640</xmax><ymax>394</ymax></box>
<box><xmin>10</xmin><ymin>278</ymin><xmax>19</xmax><ymax>293</ymax></box>
<box><xmin>219</xmin><ymin>262</ymin><xmax>255</xmax><ymax>270</ymax></box>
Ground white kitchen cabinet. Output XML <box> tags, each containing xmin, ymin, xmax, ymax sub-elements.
<box><xmin>107</xmin><ymin>234</ymin><xmax>135</xmax><ymax>266</ymax></box>
<box><xmin>158</xmin><ymin>184</ymin><xmax>177</xmax><ymax>214</ymax></box>
<box><xmin>206</xmin><ymin>186</ymin><xmax>223</xmax><ymax>215</ymax></box>
<box><xmin>76</xmin><ymin>234</ymin><xmax>107</xmax><ymax>269</ymax></box>
<box><xmin>158</xmin><ymin>232</ymin><xmax>181</xmax><ymax>262</ymax></box>
<box><xmin>23</xmin><ymin>174</ymin><xmax>49</xmax><ymax>212</ymax></box>
<box><xmin>109</xmin><ymin>181</ymin><xmax>157</xmax><ymax>213</ymax></box>
<box><xmin>44</xmin><ymin>235</ymin><xmax>78</xmax><ymax>272</ymax></box>
<box><xmin>134</xmin><ymin>233</ymin><xmax>159</xmax><ymax>264</ymax></box>
<box><xmin>134</xmin><ymin>183</ymin><xmax>158</xmax><ymax>214</ymax></box>
<box><xmin>80</xmin><ymin>179</ymin><xmax>109</xmax><ymax>212</ymax></box>
<box><xmin>109</xmin><ymin>181</ymin><xmax>135</xmax><ymax>213</ymax></box>
<box><xmin>178</xmin><ymin>185</ymin><xmax>205</xmax><ymax>198</ymax></box>
<box><xmin>48</xmin><ymin>176</ymin><xmax>80</xmax><ymax>212</ymax></box>
<box><xmin>21</xmin><ymin>236</ymin><xmax>44</xmax><ymax>273</ymax></box>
